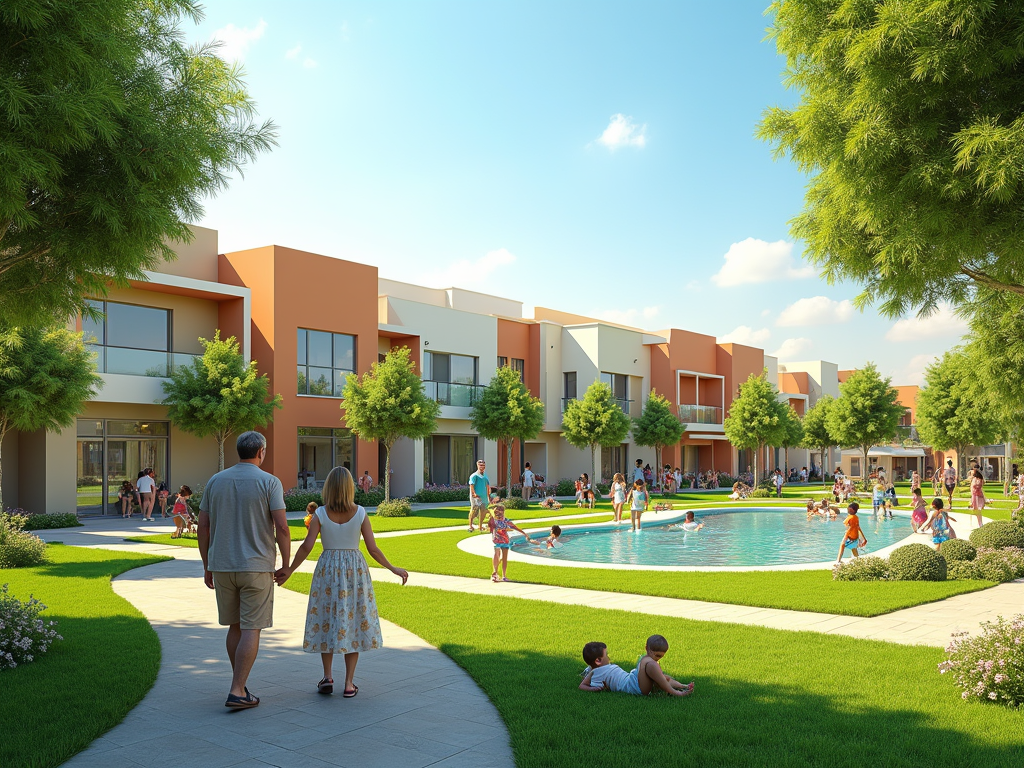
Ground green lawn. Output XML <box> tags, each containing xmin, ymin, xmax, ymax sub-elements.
<box><xmin>284</xmin><ymin>578</ymin><xmax>1024</xmax><ymax>768</ymax></box>
<box><xmin>0</xmin><ymin>545</ymin><xmax>169</xmax><ymax>768</ymax></box>
<box><xmin>352</xmin><ymin>529</ymin><xmax>994</xmax><ymax>617</ymax></box>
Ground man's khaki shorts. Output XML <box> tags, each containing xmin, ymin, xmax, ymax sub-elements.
<box><xmin>213</xmin><ymin>571</ymin><xmax>274</xmax><ymax>630</ymax></box>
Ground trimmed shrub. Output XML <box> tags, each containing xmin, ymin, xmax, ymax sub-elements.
<box><xmin>887</xmin><ymin>543</ymin><xmax>947</xmax><ymax>581</ymax></box>
<box><xmin>975</xmin><ymin>548</ymin><xmax>1024</xmax><ymax>583</ymax></box>
<box><xmin>750</xmin><ymin>488</ymin><xmax>773</xmax><ymax>498</ymax></box>
<box><xmin>832</xmin><ymin>556</ymin><xmax>888</xmax><ymax>581</ymax></box>
<box><xmin>947</xmin><ymin>560</ymin><xmax>983</xmax><ymax>581</ymax></box>
<box><xmin>717</xmin><ymin>473</ymin><xmax>737</xmax><ymax>487</ymax></box>
<box><xmin>186</xmin><ymin>484</ymin><xmax>205</xmax><ymax>516</ymax></box>
<box><xmin>5</xmin><ymin>509</ymin><xmax>80</xmax><ymax>530</ymax></box>
<box><xmin>0</xmin><ymin>513</ymin><xmax>46</xmax><ymax>569</ymax></box>
<box><xmin>412</xmin><ymin>484</ymin><xmax>470</xmax><ymax>504</ymax></box>
<box><xmin>502</xmin><ymin>496</ymin><xmax>528</xmax><ymax>511</ymax></box>
<box><xmin>939</xmin><ymin>614</ymin><xmax>1024</xmax><ymax>707</ymax></box>
<box><xmin>285</xmin><ymin>486</ymin><xmax>385</xmax><ymax>510</ymax></box>
<box><xmin>555</xmin><ymin>478</ymin><xmax>577</xmax><ymax>497</ymax></box>
<box><xmin>970</xmin><ymin>521</ymin><xmax>1024</xmax><ymax>550</ymax></box>
<box><xmin>0</xmin><ymin>584</ymin><xmax>62</xmax><ymax>670</ymax></box>
<box><xmin>376</xmin><ymin>498</ymin><xmax>412</xmax><ymax>518</ymax></box>
<box><xmin>940</xmin><ymin>538</ymin><xmax>977</xmax><ymax>563</ymax></box>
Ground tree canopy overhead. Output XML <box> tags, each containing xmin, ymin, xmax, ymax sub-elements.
<box><xmin>470</xmin><ymin>366</ymin><xmax>545</xmax><ymax>491</ymax></box>
<box><xmin>759</xmin><ymin>0</ymin><xmax>1024</xmax><ymax>318</ymax></box>
<box><xmin>0</xmin><ymin>0</ymin><xmax>277</xmax><ymax>326</ymax></box>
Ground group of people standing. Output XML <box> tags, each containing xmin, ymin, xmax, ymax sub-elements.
<box><xmin>116</xmin><ymin>468</ymin><xmax>170</xmax><ymax>521</ymax></box>
<box><xmin>197</xmin><ymin>431</ymin><xmax>407</xmax><ymax>709</ymax></box>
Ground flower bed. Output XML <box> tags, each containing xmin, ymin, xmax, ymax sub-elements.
<box><xmin>0</xmin><ymin>584</ymin><xmax>61</xmax><ymax>670</ymax></box>
<box><xmin>939</xmin><ymin>615</ymin><xmax>1024</xmax><ymax>707</ymax></box>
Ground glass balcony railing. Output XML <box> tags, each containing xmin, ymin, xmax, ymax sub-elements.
<box><xmin>89</xmin><ymin>346</ymin><xmax>198</xmax><ymax>378</ymax></box>
<box><xmin>423</xmin><ymin>380</ymin><xmax>485</xmax><ymax>407</ymax></box>
<box><xmin>562</xmin><ymin>397</ymin><xmax>632</xmax><ymax>413</ymax></box>
<box><xmin>678</xmin><ymin>404</ymin><xmax>723</xmax><ymax>425</ymax></box>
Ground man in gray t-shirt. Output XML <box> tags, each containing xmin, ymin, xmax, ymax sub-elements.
<box><xmin>198</xmin><ymin>431</ymin><xmax>289</xmax><ymax>710</ymax></box>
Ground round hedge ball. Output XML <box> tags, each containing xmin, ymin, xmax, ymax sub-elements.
<box><xmin>969</xmin><ymin>521</ymin><xmax>1024</xmax><ymax>550</ymax></box>
<box><xmin>887</xmin><ymin>543</ymin><xmax>947</xmax><ymax>581</ymax></box>
<box><xmin>939</xmin><ymin>538</ymin><xmax>977</xmax><ymax>562</ymax></box>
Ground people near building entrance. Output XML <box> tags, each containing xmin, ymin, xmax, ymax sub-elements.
<box><xmin>772</xmin><ymin>469</ymin><xmax>784</xmax><ymax>498</ymax></box>
<box><xmin>633</xmin><ymin>459</ymin><xmax>645</xmax><ymax>485</ymax></box>
<box><xmin>663</xmin><ymin>465</ymin><xmax>675</xmax><ymax>494</ymax></box>
<box><xmin>468</xmin><ymin>459</ymin><xmax>491</xmax><ymax>532</ymax></box>
<box><xmin>171</xmin><ymin>486</ymin><xmax>194</xmax><ymax>539</ymax></box>
<box><xmin>357</xmin><ymin>471</ymin><xmax>373</xmax><ymax>493</ymax></box>
<box><xmin>136</xmin><ymin>468</ymin><xmax>157</xmax><ymax>521</ymax></box>
<box><xmin>198</xmin><ymin>431</ymin><xmax>289</xmax><ymax>710</ymax></box>
<box><xmin>673</xmin><ymin>467</ymin><xmax>683</xmax><ymax>493</ymax></box>
<box><xmin>642</xmin><ymin>464</ymin><xmax>654</xmax><ymax>489</ymax></box>
<box><xmin>157</xmin><ymin>481</ymin><xmax>171</xmax><ymax>517</ymax></box>
<box><xmin>117</xmin><ymin>480</ymin><xmax>136</xmax><ymax>518</ymax></box>
<box><xmin>942</xmin><ymin>459</ymin><xmax>958</xmax><ymax>508</ymax></box>
<box><xmin>609</xmin><ymin>473</ymin><xmax>627</xmax><ymax>523</ymax></box>
<box><xmin>579</xmin><ymin>473</ymin><xmax>595</xmax><ymax>509</ymax></box>
<box><xmin>800</xmin><ymin>466</ymin><xmax>808</xmax><ymax>483</ymax></box>
<box><xmin>968</xmin><ymin>467</ymin><xmax>988</xmax><ymax>526</ymax></box>
<box><xmin>522</xmin><ymin>462</ymin><xmax>536</xmax><ymax>502</ymax></box>
<box><xmin>276</xmin><ymin>466</ymin><xmax>408</xmax><ymax>698</ymax></box>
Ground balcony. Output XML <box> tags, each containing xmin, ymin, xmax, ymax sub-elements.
<box><xmin>895</xmin><ymin>425</ymin><xmax>920</xmax><ymax>443</ymax></box>
<box><xmin>678</xmin><ymin>404</ymin><xmax>723</xmax><ymax>425</ymax></box>
<box><xmin>423</xmin><ymin>380</ymin><xmax>485</xmax><ymax>407</ymax></box>
<box><xmin>89</xmin><ymin>346</ymin><xmax>198</xmax><ymax>378</ymax></box>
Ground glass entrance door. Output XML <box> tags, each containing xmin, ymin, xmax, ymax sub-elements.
<box><xmin>77</xmin><ymin>419</ymin><xmax>170</xmax><ymax>515</ymax></box>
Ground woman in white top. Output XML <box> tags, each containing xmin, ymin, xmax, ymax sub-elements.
<box><xmin>135</xmin><ymin>468</ymin><xmax>157</xmax><ymax>521</ymax></box>
<box><xmin>277</xmin><ymin>467</ymin><xmax>408</xmax><ymax>698</ymax></box>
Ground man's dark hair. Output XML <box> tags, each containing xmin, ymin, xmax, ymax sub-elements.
<box><xmin>551</xmin><ymin>525</ymin><xmax>561</xmax><ymax>535</ymax></box>
<box><xmin>236</xmin><ymin>431</ymin><xmax>267</xmax><ymax>460</ymax></box>
<box><xmin>582</xmin><ymin>641</ymin><xmax>607</xmax><ymax>667</ymax></box>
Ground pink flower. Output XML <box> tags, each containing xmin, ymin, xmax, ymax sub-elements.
<box><xmin>988</xmin><ymin>691</ymin><xmax>998</xmax><ymax>700</ymax></box>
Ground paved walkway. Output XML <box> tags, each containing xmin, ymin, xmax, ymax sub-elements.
<box><xmin>65</xmin><ymin>557</ymin><xmax>513</xmax><ymax>768</ymax></box>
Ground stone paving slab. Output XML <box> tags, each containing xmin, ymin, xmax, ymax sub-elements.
<box><xmin>63</xmin><ymin>557</ymin><xmax>512</xmax><ymax>768</ymax></box>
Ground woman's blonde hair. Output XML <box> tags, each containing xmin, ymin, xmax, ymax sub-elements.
<box><xmin>613</xmin><ymin>472</ymin><xmax>624</xmax><ymax>484</ymax></box>
<box><xmin>322</xmin><ymin>466</ymin><xmax>356</xmax><ymax>513</ymax></box>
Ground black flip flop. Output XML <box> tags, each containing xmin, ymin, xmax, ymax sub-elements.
<box><xmin>225</xmin><ymin>690</ymin><xmax>260</xmax><ymax>709</ymax></box>
<box><xmin>317</xmin><ymin>677</ymin><xmax>334</xmax><ymax>695</ymax></box>
<box><xmin>343</xmin><ymin>684</ymin><xmax>358</xmax><ymax>698</ymax></box>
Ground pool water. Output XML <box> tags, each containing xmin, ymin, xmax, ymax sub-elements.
<box><xmin>514</xmin><ymin>508</ymin><xmax>913</xmax><ymax>567</ymax></box>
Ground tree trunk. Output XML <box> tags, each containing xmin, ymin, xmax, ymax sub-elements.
<box><xmin>0</xmin><ymin>424</ymin><xmax>5</xmax><ymax>512</ymax></box>
<box><xmin>384</xmin><ymin>442</ymin><xmax>392</xmax><ymax>502</ymax></box>
<box><xmin>506</xmin><ymin>437</ymin><xmax>515</xmax><ymax>496</ymax></box>
<box><xmin>591</xmin><ymin>444</ymin><xmax>598</xmax><ymax>485</ymax></box>
<box><xmin>820</xmin><ymin>444</ymin><xmax>829</xmax><ymax>487</ymax></box>
<box><xmin>862</xmin><ymin>445</ymin><xmax>870</xmax><ymax>491</ymax></box>
<box><xmin>655</xmin><ymin>445</ymin><xmax>662</xmax><ymax>495</ymax></box>
<box><xmin>754</xmin><ymin>442</ymin><xmax>762</xmax><ymax>488</ymax></box>
<box><xmin>216</xmin><ymin>434</ymin><xmax>225</xmax><ymax>472</ymax></box>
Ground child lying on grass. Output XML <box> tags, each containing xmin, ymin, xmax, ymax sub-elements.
<box><xmin>580</xmin><ymin>635</ymin><xmax>694</xmax><ymax>697</ymax></box>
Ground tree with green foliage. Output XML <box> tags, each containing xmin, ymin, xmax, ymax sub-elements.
<box><xmin>723</xmin><ymin>372</ymin><xmax>789</xmax><ymax>484</ymax></box>
<box><xmin>561</xmin><ymin>381</ymin><xmax>631</xmax><ymax>484</ymax></box>
<box><xmin>0</xmin><ymin>326</ymin><xmax>100</xmax><ymax>510</ymax></box>
<box><xmin>759</xmin><ymin>1</ymin><xmax>1024</xmax><ymax>318</ymax></box>
<box><xmin>343</xmin><ymin>347</ymin><xmax>440</xmax><ymax>502</ymax></box>
<box><xmin>470</xmin><ymin>366</ymin><xmax>545</xmax><ymax>492</ymax></box>
<box><xmin>161</xmin><ymin>332</ymin><xmax>281</xmax><ymax>472</ymax></box>
<box><xmin>632</xmin><ymin>392</ymin><xmax>685</xmax><ymax>492</ymax></box>
<box><xmin>827</xmin><ymin>364</ymin><xmax>904</xmax><ymax>490</ymax></box>
<box><xmin>801</xmin><ymin>395</ymin><xmax>837</xmax><ymax>485</ymax></box>
<box><xmin>779</xmin><ymin>406</ymin><xmax>804</xmax><ymax>476</ymax></box>
<box><xmin>966</xmin><ymin>290</ymin><xmax>1024</xmax><ymax>444</ymax></box>
<box><xmin>0</xmin><ymin>0</ymin><xmax>277</xmax><ymax>327</ymax></box>
<box><xmin>916</xmin><ymin>349</ymin><xmax>1002</xmax><ymax>483</ymax></box>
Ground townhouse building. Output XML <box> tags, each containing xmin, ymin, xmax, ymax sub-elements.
<box><xmin>2</xmin><ymin>226</ymin><xmax>864</xmax><ymax>516</ymax></box>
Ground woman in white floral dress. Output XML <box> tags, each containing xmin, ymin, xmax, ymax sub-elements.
<box><xmin>276</xmin><ymin>467</ymin><xmax>408</xmax><ymax>697</ymax></box>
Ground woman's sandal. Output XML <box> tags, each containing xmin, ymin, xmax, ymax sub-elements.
<box><xmin>343</xmin><ymin>684</ymin><xmax>358</xmax><ymax>698</ymax></box>
<box><xmin>317</xmin><ymin>677</ymin><xmax>334</xmax><ymax>695</ymax></box>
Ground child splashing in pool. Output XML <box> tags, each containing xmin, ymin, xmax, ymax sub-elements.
<box><xmin>580</xmin><ymin>636</ymin><xmax>694</xmax><ymax>697</ymax></box>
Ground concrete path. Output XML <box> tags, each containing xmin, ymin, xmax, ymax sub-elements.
<box><xmin>65</xmin><ymin>557</ymin><xmax>513</xmax><ymax>768</ymax></box>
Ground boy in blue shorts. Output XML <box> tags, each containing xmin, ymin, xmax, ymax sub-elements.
<box><xmin>579</xmin><ymin>636</ymin><xmax>694</xmax><ymax>697</ymax></box>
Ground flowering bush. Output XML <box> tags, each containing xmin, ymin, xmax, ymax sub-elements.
<box><xmin>376</xmin><ymin>498</ymin><xmax>412</xmax><ymax>517</ymax></box>
<box><xmin>284</xmin><ymin>486</ymin><xmax>385</xmax><ymax>510</ymax></box>
<box><xmin>0</xmin><ymin>584</ymin><xmax>62</xmax><ymax>670</ymax></box>
<box><xmin>938</xmin><ymin>615</ymin><xmax>1024</xmax><ymax>707</ymax></box>
<box><xmin>0</xmin><ymin>512</ymin><xmax>46</xmax><ymax>569</ymax></box>
<box><xmin>5</xmin><ymin>509</ymin><xmax>81</xmax><ymax>530</ymax></box>
<box><xmin>412</xmin><ymin>483</ymin><xmax>471</xmax><ymax>504</ymax></box>
<box><xmin>969</xmin><ymin>520</ymin><xmax>1024</xmax><ymax>550</ymax></box>
<box><xmin>502</xmin><ymin>496</ymin><xmax>528</xmax><ymax>510</ymax></box>
<box><xmin>832</xmin><ymin>556</ymin><xmax>888</xmax><ymax>581</ymax></box>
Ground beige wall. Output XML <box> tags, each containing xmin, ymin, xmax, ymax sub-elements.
<box><xmin>100</xmin><ymin>286</ymin><xmax>219</xmax><ymax>355</ymax></box>
<box><xmin>158</xmin><ymin>225</ymin><xmax>219</xmax><ymax>282</ymax></box>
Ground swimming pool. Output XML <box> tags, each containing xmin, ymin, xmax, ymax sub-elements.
<box><xmin>509</xmin><ymin>508</ymin><xmax>915</xmax><ymax>568</ymax></box>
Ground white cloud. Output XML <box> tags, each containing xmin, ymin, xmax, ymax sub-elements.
<box><xmin>597</xmin><ymin>306</ymin><xmax>660</xmax><ymax>326</ymax></box>
<box><xmin>710</xmin><ymin>238</ymin><xmax>814</xmax><ymax>287</ymax></box>
<box><xmin>302</xmin><ymin>57</ymin><xmax>318</xmax><ymax>69</ymax></box>
<box><xmin>771</xmin><ymin>337</ymin><xmax>813</xmax><ymax>360</ymax></box>
<box><xmin>212</xmin><ymin>19</ymin><xmax>268</xmax><ymax>62</ymax></box>
<box><xmin>885</xmin><ymin>306</ymin><xmax>969</xmax><ymax>342</ymax></box>
<box><xmin>776</xmin><ymin>296</ymin><xmax>854</xmax><ymax>327</ymax></box>
<box><xmin>421</xmin><ymin>248</ymin><xmax>517</xmax><ymax>288</ymax></box>
<box><xmin>718</xmin><ymin>325</ymin><xmax>771</xmax><ymax>346</ymax></box>
<box><xmin>285</xmin><ymin>44</ymin><xmax>302</xmax><ymax>60</ymax></box>
<box><xmin>595</xmin><ymin>114</ymin><xmax>647</xmax><ymax>150</ymax></box>
<box><xmin>760</xmin><ymin>309</ymin><xmax>771</xmax><ymax>318</ymax></box>
<box><xmin>892</xmin><ymin>353</ymin><xmax>938</xmax><ymax>387</ymax></box>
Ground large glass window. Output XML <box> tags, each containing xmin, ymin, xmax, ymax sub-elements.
<box><xmin>423</xmin><ymin>435</ymin><xmax>478</xmax><ymax>486</ymax></box>
<box><xmin>84</xmin><ymin>300</ymin><xmax>186</xmax><ymax>377</ymax></box>
<box><xmin>423</xmin><ymin>352</ymin><xmax>481</xmax><ymax>406</ymax></box>
<box><xmin>600</xmin><ymin>372</ymin><xmax>630</xmax><ymax>412</ymax></box>
<box><xmin>297</xmin><ymin>427</ymin><xmax>356</xmax><ymax>488</ymax></box>
<box><xmin>297</xmin><ymin>329</ymin><xmax>357</xmax><ymax>397</ymax></box>
<box><xmin>76</xmin><ymin>419</ymin><xmax>170</xmax><ymax>515</ymax></box>
<box><xmin>511</xmin><ymin>358</ymin><xmax>525</xmax><ymax>382</ymax></box>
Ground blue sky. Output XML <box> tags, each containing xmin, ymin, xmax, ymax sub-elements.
<box><xmin>187</xmin><ymin>1</ymin><xmax>967</xmax><ymax>385</ymax></box>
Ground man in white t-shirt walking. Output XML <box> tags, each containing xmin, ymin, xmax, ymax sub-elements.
<box><xmin>136</xmin><ymin>468</ymin><xmax>156</xmax><ymax>521</ymax></box>
<box><xmin>522</xmin><ymin>462</ymin><xmax>536</xmax><ymax>503</ymax></box>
